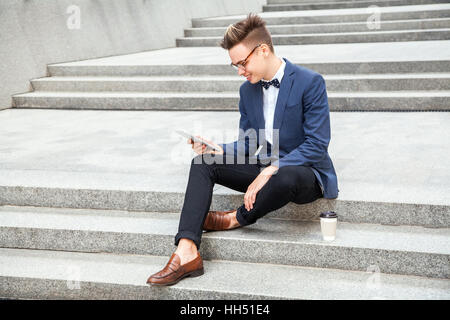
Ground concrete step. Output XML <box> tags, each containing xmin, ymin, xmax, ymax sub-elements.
<box><xmin>11</xmin><ymin>90</ymin><xmax>450</xmax><ymax>111</ymax></box>
<box><xmin>44</xmin><ymin>41</ymin><xmax>450</xmax><ymax>76</ymax></box>
<box><xmin>31</xmin><ymin>76</ymin><xmax>246</xmax><ymax>93</ymax></box>
<box><xmin>192</xmin><ymin>4</ymin><xmax>450</xmax><ymax>27</ymax></box>
<box><xmin>177</xmin><ymin>28</ymin><xmax>450</xmax><ymax>46</ymax></box>
<box><xmin>47</xmin><ymin>60</ymin><xmax>450</xmax><ymax>76</ymax></box>
<box><xmin>30</xmin><ymin>74</ymin><xmax>450</xmax><ymax>92</ymax></box>
<box><xmin>327</xmin><ymin>90</ymin><xmax>450</xmax><ymax>111</ymax></box>
<box><xmin>268</xmin><ymin>0</ymin><xmax>424</xmax><ymax>3</ymax></box>
<box><xmin>268</xmin><ymin>0</ymin><xmax>397</xmax><ymax>2</ymax></box>
<box><xmin>1</xmin><ymin>248</ymin><xmax>448</xmax><ymax>299</ymax></box>
<box><xmin>184</xmin><ymin>18</ymin><xmax>450</xmax><ymax>37</ymax></box>
<box><xmin>11</xmin><ymin>91</ymin><xmax>239</xmax><ymax>111</ymax></box>
<box><xmin>0</xmin><ymin>109</ymin><xmax>448</xmax><ymax>229</ymax></box>
<box><xmin>0</xmin><ymin>205</ymin><xmax>448</xmax><ymax>278</ymax></box>
<box><xmin>1</xmin><ymin>182</ymin><xmax>448</xmax><ymax>229</ymax></box>
<box><xmin>268</xmin><ymin>0</ymin><xmax>434</xmax><ymax>2</ymax></box>
<box><xmin>263</xmin><ymin>0</ymin><xmax>448</xmax><ymax>12</ymax></box>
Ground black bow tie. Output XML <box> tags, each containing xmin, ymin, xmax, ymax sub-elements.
<box><xmin>260</xmin><ymin>78</ymin><xmax>280</xmax><ymax>89</ymax></box>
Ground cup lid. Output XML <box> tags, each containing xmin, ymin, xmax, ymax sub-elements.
<box><xmin>320</xmin><ymin>211</ymin><xmax>337</xmax><ymax>218</ymax></box>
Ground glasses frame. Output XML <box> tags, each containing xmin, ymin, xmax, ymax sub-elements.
<box><xmin>230</xmin><ymin>43</ymin><xmax>262</xmax><ymax>70</ymax></box>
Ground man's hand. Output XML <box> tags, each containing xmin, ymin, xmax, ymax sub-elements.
<box><xmin>188</xmin><ymin>135</ymin><xmax>224</xmax><ymax>155</ymax></box>
<box><xmin>244</xmin><ymin>165</ymin><xmax>279</xmax><ymax>211</ymax></box>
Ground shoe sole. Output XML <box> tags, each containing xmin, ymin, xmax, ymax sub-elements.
<box><xmin>147</xmin><ymin>268</ymin><xmax>205</xmax><ymax>287</ymax></box>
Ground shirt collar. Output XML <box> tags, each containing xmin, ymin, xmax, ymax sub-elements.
<box><xmin>268</xmin><ymin>57</ymin><xmax>286</xmax><ymax>83</ymax></box>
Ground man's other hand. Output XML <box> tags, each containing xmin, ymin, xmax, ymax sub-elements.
<box><xmin>244</xmin><ymin>165</ymin><xmax>278</xmax><ymax>211</ymax></box>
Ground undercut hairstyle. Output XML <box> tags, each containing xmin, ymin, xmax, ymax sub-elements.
<box><xmin>219</xmin><ymin>13</ymin><xmax>274</xmax><ymax>53</ymax></box>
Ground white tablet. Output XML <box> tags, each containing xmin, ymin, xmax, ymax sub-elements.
<box><xmin>175</xmin><ymin>130</ymin><xmax>222</xmax><ymax>152</ymax></box>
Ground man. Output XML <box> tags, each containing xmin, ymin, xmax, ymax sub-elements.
<box><xmin>146</xmin><ymin>13</ymin><xmax>339</xmax><ymax>286</ymax></box>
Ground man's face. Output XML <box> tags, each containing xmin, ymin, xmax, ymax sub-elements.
<box><xmin>229</xmin><ymin>43</ymin><xmax>266</xmax><ymax>84</ymax></box>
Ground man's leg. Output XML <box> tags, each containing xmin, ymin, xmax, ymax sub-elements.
<box><xmin>235</xmin><ymin>165</ymin><xmax>323</xmax><ymax>227</ymax></box>
<box><xmin>174</xmin><ymin>153</ymin><xmax>261</xmax><ymax>250</ymax></box>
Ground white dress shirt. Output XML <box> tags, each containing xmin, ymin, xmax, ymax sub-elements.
<box><xmin>262</xmin><ymin>57</ymin><xmax>286</xmax><ymax>145</ymax></box>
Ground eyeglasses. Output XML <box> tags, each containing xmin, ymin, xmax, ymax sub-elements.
<box><xmin>230</xmin><ymin>43</ymin><xmax>262</xmax><ymax>70</ymax></box>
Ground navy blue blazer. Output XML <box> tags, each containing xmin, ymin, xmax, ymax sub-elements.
<box><xmin>220</xmin><ymin>57</ymin><xmax>339</xmax><ymax>199</ymax></box>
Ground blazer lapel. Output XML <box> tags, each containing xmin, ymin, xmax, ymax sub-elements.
<box><xmin>253</xmin><ymin>85</ymin><xmax>265</xmax><ymax>131</ymax></box>
<box><xmin>273</xmin><ymin>58</ymin><xmax>295</xmax><ymax>133</ymax></box>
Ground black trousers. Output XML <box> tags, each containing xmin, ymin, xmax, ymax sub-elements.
<box><xmin>174</xmin><ymin>153</ymin><xmax>323</xmax><ymax>250</ymax></box>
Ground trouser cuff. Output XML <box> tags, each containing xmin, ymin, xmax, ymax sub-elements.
<box><xmin>174</xmin><ymin>230</ymin><xmax>201</xmax><ymax>250</ymax></box>
<box><xmin>235</xmin><ymin>205</ymin><xmax>255</xmax><ymax>227</ymax></box>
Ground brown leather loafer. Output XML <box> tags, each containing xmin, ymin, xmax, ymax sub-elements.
<box><xmin>146</xmin><ymin>252</ymin><xmax>204</xmax><ymax>286</ymax></box>
<box><xmin>203</xmin><ymin>210</ymin><xmax>236</xmax><ymax>231</ymax></box>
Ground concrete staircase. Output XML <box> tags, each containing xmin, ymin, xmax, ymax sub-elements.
<box><xmin>1</xmin><ymin>1</ymin><xmax>450</xmax><ymax>299</ymax></box>
<box><xmin>12</xmin><ymin>41</ymin><xmax>450</xmax><ymax>111</ymax></box>
<box><xmin>11</xmin><ymin>4</ymin><xmax>450</xmax><ymax>112</ymax></box>
<box><xmin>264</xmin><ymin>0</ymin><xmax>450</xmax><ymax>11</ymax></box>
<box><xmin>178</xmin><ymin>3</ymin><xmax>450</xmax><ymax>46</ymax></box>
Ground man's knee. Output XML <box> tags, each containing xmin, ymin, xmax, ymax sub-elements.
<box><xmin>272</xmin><ymin>166</ymin><xmax>313</xmax><ymax>190</ymax></box>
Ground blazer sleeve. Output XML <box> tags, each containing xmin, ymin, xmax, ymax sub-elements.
<box><xmin>220</xmin><ymin>85</ymin><xmax>257</xmax><ymax>157</ymax></box>
<box><xmin>272</xmin><ymin>74</ymin><xmax>331</xmax><ymax>168</ymax></box>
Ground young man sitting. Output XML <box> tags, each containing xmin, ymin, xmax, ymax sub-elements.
<box><xmin>146</xmin><ymin>13</ymin><xmax>339</xmax><ymax>286</ymax></box>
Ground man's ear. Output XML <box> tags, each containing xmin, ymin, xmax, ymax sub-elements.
<box><xmin>260</xmin><ymin>44</ymin><xmax>270</xmax><ymax>57</ymax></box>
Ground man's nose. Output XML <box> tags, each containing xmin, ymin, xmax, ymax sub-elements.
<box><xmin>238</xmin><ymin>68</ymin><xmax>245</xmax><ymax>76</ymax></box>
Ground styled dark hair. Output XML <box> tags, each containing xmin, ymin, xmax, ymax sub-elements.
<box><xmin>219</xmin><ymin>13</ymin><xmax>274</xmax><ymax>53</ymax></box>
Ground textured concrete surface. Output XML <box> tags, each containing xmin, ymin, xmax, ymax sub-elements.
<box><xmin>28</xmin><ymin>74</ymin><xmax>450</xmax><ymax>92</ymax></box>
<box><xmin>0</xmin><ymin>109</ymin><xmax>449</xmax><ymax>206</ymax></box>
<box><xmin>268</xmin><ymin>0</ymin><xmax>439</xmax><ymax>3</ymax></box>
<box><xmin>192</xmin><ymin>4</ymin><xmax>450</xmax><ymax>27</ymax></box>
<box><xmin>12</xmin><ymin>40</ymin><xmax>450</xmax><ymax>112</ymax></box>
<box><xmin>264</xmin><ymin>0</ymin><xmax>449</xmax><ymax>11</ymax></box>
<box><xmin>12</xmin><ymin>90</ymin><xmax>450</xmax><ymax>111</ymax></box>
<box><xmin>0</xmin><ymin>205</ymin><xmax>448</xmax><ymax>278</ymax></box>
<box><xmin>177</xmin><ymin>28</ymin><xmax>450</xmax><ymax>46</ymax></box>
<box><xmin>1</xmin><ymin>186</ymin><xmax>448</xmax><ymax>228</ymax></box>
<box><xmin>0</xmin><ymin>0</ymin><xmax>265</xmax><ymax>109</ymax></box>
<box><xmin>46</xmin><ymin>40</ymin><xmax>450</xmax><ymax>66</ymax></box>
<box><xmin>185</xmin><ymin>18</ymin><xmax>450</xmax><ymax>36</ymax></box>
<box><xmin>45</xmin><ymin>60</ymin><xmax>450</xmax><ymax>76</ymax></box>
<box><xmin>0</xmin><ymin>248</ymin><xmax>449</xmax><ymax>300</ymax></box>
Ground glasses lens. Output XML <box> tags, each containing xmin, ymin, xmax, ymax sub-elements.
<box><xmin>231</xmin><ymin>64</ymin><xmax>244</xmax><ymax>70</ymax></box>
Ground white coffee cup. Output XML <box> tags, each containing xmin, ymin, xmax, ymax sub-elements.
<box><xmin>320</xmin><ymin>211</ymin><xmax>337</xmax><ymax>241</ymax></box>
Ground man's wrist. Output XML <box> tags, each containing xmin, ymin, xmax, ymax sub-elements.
<box><xmin>262</xmin><ymin>165</ymin><xmax>279</xmax><ymax>176</ymax></box>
